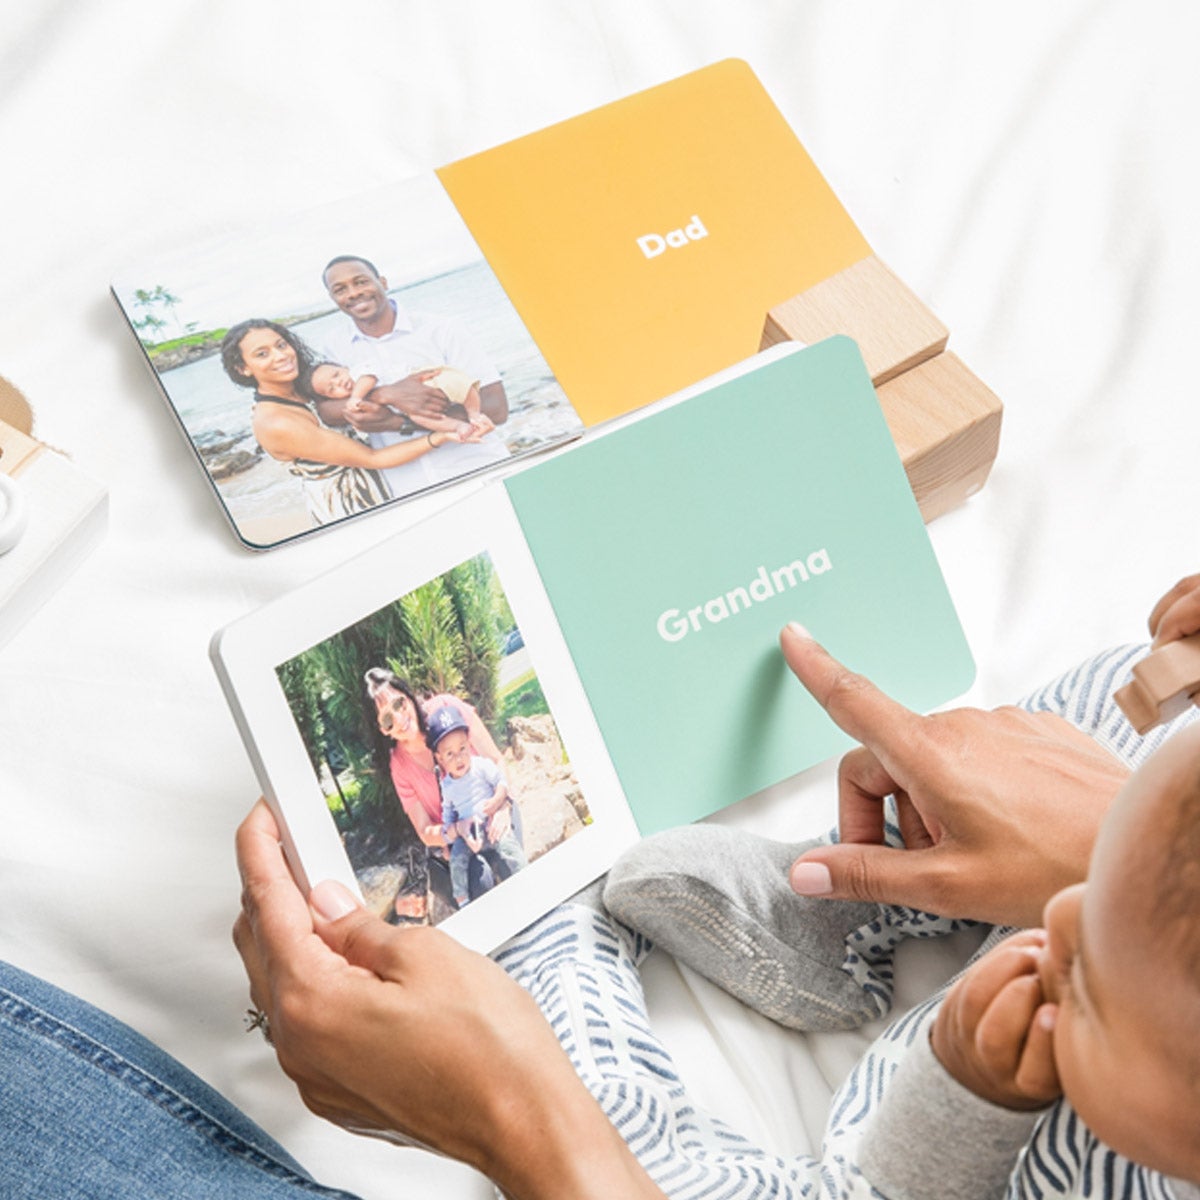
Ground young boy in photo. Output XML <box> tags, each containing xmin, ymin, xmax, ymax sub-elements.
<box><xmin>426</xmin><ymin>704</ymin><xmax>527</xmax><ymax>909</ymax></box>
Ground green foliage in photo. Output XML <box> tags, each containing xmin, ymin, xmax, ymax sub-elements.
<box><xmin>275</xmin><ymin>552</ymin><xmax>515</xmax><ymax>867</ymax></box>
<box><xmin>496</xmin><ymin>669</ymin><xmax>550</xmax><ymax>727</ymax></box>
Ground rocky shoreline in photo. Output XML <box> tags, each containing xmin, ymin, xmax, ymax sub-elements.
<box><xmin>193</xmin><ymin>427</ymin><xmax>263</xmax><ymax>480</ymax></box>
<box><xmin>149</xmin><ymin>338</ymin><xmax>223</xmax><ymax>371</ymax></box>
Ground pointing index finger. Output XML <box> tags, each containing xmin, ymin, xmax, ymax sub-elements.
<box><xmin>779</xmin><ymin>623</ymin><xmax>925</xmax><ymax>770</ymax></box>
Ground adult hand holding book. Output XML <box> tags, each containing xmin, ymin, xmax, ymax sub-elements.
<box><xmin>233</xmin><ymin>801</ymin><xmax>665</xmax><ymax>1200</ymax></box>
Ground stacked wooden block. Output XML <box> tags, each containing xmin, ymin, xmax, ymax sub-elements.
<box><xmin>761</xmin><ymin>256</ymin><xmax>1002</xmax><ymax>522</ymax></box>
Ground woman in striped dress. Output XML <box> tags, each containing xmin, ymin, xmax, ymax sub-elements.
<box><xmin>220</xmin><ymin>319</ymin><xmax>463</xmax><ymax>525</ymax></box>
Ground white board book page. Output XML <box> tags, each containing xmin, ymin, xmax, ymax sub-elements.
<box><xmin>211</xmin><ymin>485</ymin><xmax>639</xmax><ymax>954</ymax></box>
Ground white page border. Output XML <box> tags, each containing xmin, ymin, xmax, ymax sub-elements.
<box><xmin>212</xmin><ymin>487</ymin><xmax>639</xmax><ymax>953</ymax></box>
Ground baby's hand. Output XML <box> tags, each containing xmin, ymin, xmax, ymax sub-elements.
<box><xmin>931</xmin><ymin>930</ymin><xmax>1061</xmax><ymax>1111</ymax></box>
<box><xmin>1149</xmin><ymin>572</ymin><xmax>1200</xmax><ymax>646</ymax></box>
<box><xmin>453</xmin><ymin>819</ymin><xmax>483</xmax><ymax>854</ymax></box>
<box><xmin>486</xmin><ymin>805</ymin><xmax>511</xmax><ymax>844</ymax></box>
<box><xmin>346</xmin><ymin>396</ymin><xmax>386</xmax><ymax>419</ymax></box>
<box><xmin>443</xmin><ymin>415</ymin><xmax>496</xmax><ymax>443</ymax></box>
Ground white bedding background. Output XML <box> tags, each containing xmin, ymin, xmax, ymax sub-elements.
<box><xmin>1</xmin><ymin>4</ymin><xmax>1197</xmax><ymax>1197</ymax></box>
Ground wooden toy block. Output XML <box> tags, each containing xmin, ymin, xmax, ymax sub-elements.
<box><xmin>761</xmin><ymin>255</ymin><xmax>948</xmax><ymax>385</ymax></box>
<box><xmin>874</xmin><ymin>352</ymin><xmax>1002</xmax><ymax>522</ymax></box>
<box><xmin>760</xmin><ymin>262</ymin><xmax>1001</xmax><ymax>521</ymax></box>
<box><xmin>1114</xmin><ymin>633</ymin><xmax>1200</xmax><ymax>734</ymax></box>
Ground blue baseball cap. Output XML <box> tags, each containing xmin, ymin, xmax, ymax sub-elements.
<box><xmin>425</xmin><ymin>703</ymin><xmax>470</xmax><ymax>750</ymax></box>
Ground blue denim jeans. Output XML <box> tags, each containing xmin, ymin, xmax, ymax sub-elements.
<box><xmin>0</xmin><ymin>961</ymin><xmax>358</xmax><ymax>1199</ymax></box>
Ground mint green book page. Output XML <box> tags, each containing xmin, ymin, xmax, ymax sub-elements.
<box><xmin>504</xmin><ymin>339</ymin><xmax>975</xmax><ymax>834</ymax></box>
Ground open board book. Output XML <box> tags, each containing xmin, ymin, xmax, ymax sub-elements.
<box><xmin>113</xmin><ymin>59</ymin><xmax>875</xmax><ymax>549</ymax></box>
<box><xmin>211</xmin><ymin>340</ymin><xmax>975</xmax><ymax>952</ymax></box>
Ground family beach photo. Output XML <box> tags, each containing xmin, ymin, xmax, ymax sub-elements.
<box><xmin>274</xmin><ymin>551</ymin><xmax>592</xmax><ymax>926</ymax></box>
<box><xmin>112</xmin><ymin>177</ymin><xmax>583</xmax><ymax>548</ymax></box>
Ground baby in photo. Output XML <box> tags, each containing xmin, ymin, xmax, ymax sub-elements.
<box><xmin>426</xmin><ymin>704</ymin><xmax>527</xmax><ymax>908</ymax></box>
<box><xmin>308</xmin><ymin>362</ymin><xmax>492</xmax><ymax>441</ymax></box>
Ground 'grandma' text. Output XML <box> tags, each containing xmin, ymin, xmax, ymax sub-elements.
<box><xmin>656</xmin><ymin>550</ymin><xmax>833</xmax><ymax>643</ymax></box>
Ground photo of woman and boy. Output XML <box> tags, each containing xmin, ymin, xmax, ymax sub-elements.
<box><xmin>275</xmin><ymin>551</ymin><xmax>591</xmax><ymax>925</ymax></box>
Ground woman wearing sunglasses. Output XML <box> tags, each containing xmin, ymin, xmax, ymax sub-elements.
<box><xmin>364</xmin><ymin>667</ymin><xmax>519</xmax><ymax>917</ymax></box>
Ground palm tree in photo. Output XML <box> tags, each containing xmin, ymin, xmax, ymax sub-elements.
<box><xmin>395</xmin><ymin>579</ymin><xmax>464</xmax><ymax>698</ymax></box>
<box><xmin>443</xmin><ymin>555</ymin><xmax>502</xmax><ymax>725</ymax></box>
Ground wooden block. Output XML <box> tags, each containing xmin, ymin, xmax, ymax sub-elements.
<box><xmin>874</xmin><ymin>352</ymin><xmax>1002</xmax><ymax>522</ymax></box>
<box><xmin>761</xmin><ymin>255</ymin><xmax>948</xmax><ymax>385</ymax></box>
<box><xmin>1114</xmin><ymin>634</ymin><xmax>1200</xmax><ymax>734</ymax></box>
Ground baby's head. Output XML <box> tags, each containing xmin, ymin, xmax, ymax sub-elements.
<box><xmin>1039</xmin><ymin>721</ymin><xmax>1200</xmax><ymax>1180</ymax></box>
<box><xmin>433</xmin><ymin>728</ymin><xmax>472</xmax><ymax>779</ymax></box>
<box><xmin>309</xmin><ymin>362</ymin><xmax>355</xmax><ymax>400</ymax></box>
<box><xmin>426</xmin><ymin>705</ymin><xmax>473</xmax><ymax>779</ymax></box>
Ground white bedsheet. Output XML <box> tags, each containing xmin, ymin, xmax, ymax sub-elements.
<box><xmin>1</xmin><ymin>3</ymin><xmax>1196</xmax><ymax>1196</ymax></box>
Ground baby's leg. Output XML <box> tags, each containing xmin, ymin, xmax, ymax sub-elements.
<box><xmin>461</xmin><ymin>382</ymin><xmax>482</xmax><ymax>421</ymax></box>
<box><xmin>495</xmin><ymin>904</ymin><xmax>840</xmax><ymax>1198</ymax></box>
<box><xmin>484</xmin><ymin>831</ymin><xmax>528</xmax><ymax>883</ymax></box>
<box><xmin>604</xmin><ymin>826</ymin><xmax>967</xmax><ymax>1031</ymax></box>
<box><xmin>448</xmin><ymin>841</ymin><xmax>472</xmax><ymax>908</ymax></box>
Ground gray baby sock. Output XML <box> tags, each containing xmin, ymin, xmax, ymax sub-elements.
<box><xmin>604</xmin><ymin>825</ymin><xmax>894</xmax><ymax>1031</ymax></box>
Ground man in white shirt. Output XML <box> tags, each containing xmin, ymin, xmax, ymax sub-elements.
<box><xmin>316</xmin><ymin>255</ymin><xmax>510</xmax><ymax>499</ymax></box>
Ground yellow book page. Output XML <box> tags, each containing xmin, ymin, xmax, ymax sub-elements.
<box><xmin>437</xmin><ymin>59</ymin><xmax>871</xmax><ymax>426</ymax></box>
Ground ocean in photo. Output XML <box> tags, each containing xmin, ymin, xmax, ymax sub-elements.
<box><xmin>159</xmin><ymin>259</ymin><xmax>584</xmax><ymax>530</ymax></box>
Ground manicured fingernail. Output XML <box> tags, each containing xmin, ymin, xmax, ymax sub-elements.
<box><xmin>311</xmin><ymin>880</ymin><xmax>360</xmax><ymax>921</ymax></box>
<box><xmin>1038</xmin><ymin>1005</ymin><xmax>1058</xmax><ymax>1032</ymax></box>
<box><xmin>785</xmin><ymin>621</ymin><xmax>812</xmax><ymax>639</ymax></box>
<box><xmin>790</xmin><ymin>861</ymin><xmax>833</xmax><ymax>895</ymax></box>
